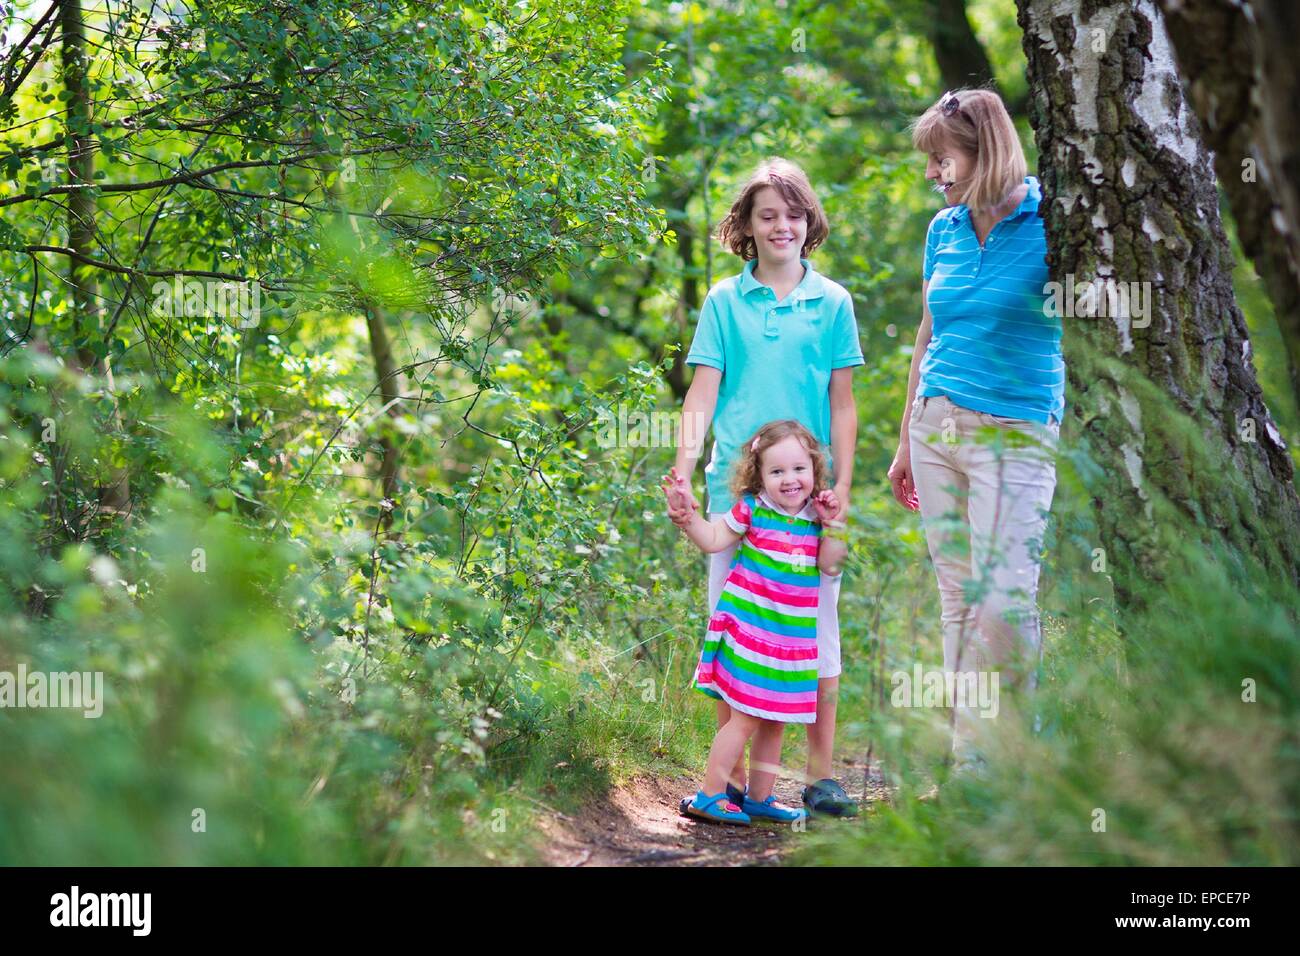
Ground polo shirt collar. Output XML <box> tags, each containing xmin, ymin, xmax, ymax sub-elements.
<box><xmin>756</xmin><ymin>490</ymin><xmax>817</xmax><ymax>521</ymax></box>
<box><xmin>1015</xmin><ymin>175</ymin><xmax>1042</xmax><ymax>218</ymax></box>
<box><xmin>950</xmin><ymin>175</ymin><xmax>1041</xmax><ymax>224</ymax></box>
<box><xmin>738</xmin><ymin>258</ymin><xmax>827</xmax><ymax>303</ymax></box>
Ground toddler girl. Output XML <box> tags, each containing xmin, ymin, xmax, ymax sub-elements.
<box><xmin>663</xmin><ymin>419</ymin><xmax>847</xmax><ymax>824</ymax></box>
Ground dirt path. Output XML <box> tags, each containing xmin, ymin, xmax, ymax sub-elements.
<box><xmin>538</xmin><ymin>757</ymin><xmax>893</xmax><ymax>867</ymax></box>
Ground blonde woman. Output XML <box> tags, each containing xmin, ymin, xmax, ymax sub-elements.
<box><xmin>887</xmin><ymin>89</ymin><xmax>1063</xmax><ymax>769</ymax></box>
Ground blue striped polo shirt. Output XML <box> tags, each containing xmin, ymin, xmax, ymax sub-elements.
<box><xmin>920</xmin><ymin>175</ymin><xmax>1064</xmax><ymax>424</ymax></box>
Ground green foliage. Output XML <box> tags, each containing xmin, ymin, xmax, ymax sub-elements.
<box><xmin>0</xmin><ymin>0</ymin><xmax>677</xmax><ymax>864</ymax></box>
<box><xmin>799</xmin><ymin>519</ymin><xmax>1300</xmax><ymax>866</ymax></box>
<box><xmin>0</xmin><ymin>0</ymin><xmax>1296</xmax><ymax>868</ymax></box>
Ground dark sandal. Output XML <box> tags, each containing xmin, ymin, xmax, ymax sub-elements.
<box><xmin>802</xmin><ymin>778</ymin><xmax>859</xmax><ymax>817</ymax></box>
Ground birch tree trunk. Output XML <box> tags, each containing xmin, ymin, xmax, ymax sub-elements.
<box><xmin>1016</xmin><ymin>0</ymin><xmax>1300</xmax><ymax>614</ymax></box>
<box><xmin>1157</xmin><ymin>0</ymin><xmax>1300</xmax><ymax>410</ymax></box>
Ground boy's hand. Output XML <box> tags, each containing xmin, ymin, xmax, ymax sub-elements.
<box><xmin>662</xmin><ymin>467</ymin><xmax>698</xmax><ymax>526</ymax></box>
<box><xmin>813</xmin><ymin>488</ymin><xmax>844</xmax><ymax>524</ymax></box>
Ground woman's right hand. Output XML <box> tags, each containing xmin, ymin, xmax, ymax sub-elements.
<box><xmin>887</xmin><ymin>443</ymin><xmax>919</xmax><ymax>511</ymax></box>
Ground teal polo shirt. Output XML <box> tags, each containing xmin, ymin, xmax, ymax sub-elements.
<box><xmin>921</xmin><ymin>175</ymin><xmax>1064</xmax><ymax>424</ymax></box>
<box><xmin>685</xmin><ymin>258</ymin><xmax>864</xmax><ymax>514</ymax></box>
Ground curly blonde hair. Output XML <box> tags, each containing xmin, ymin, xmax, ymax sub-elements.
<box><xmin>729</xmin><ymin>419</ymin><xmax>830</xmax><ymax>501</ymax></box>
<box><xmin>715</xmin><ymin>158</ymin><xmax>829</xmax><ymax>262</ymax></box>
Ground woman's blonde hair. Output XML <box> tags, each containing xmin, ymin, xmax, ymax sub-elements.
<box><xmin>716</xmin><ymin>158</ymin><xmax>829</xmax><ymax>261</ymax></box>
<box><xmin>729</xmin><ymin>419</ymin><xmax>830</xmax><ymax>500</ymax></box>
<box><xmin>911</xmin><ymin>88</ymin><xmax>1027</xmax><ymax>214</ymax></box>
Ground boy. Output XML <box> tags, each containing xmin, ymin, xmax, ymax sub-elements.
<box><xmin>669</xmin><ymin>158</ymin><xmax>863</xmax><ymax>817</ymax></box>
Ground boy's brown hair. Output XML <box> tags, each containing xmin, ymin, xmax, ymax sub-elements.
<box><xmin>729</xmin><ymin>419</ymin><xmax>830</xmax><ymax>501</ymax></box>
<box><xmin>716</xmin><ymin>158</ymin><xmax>830</xmax><ymax>261</ymax></box>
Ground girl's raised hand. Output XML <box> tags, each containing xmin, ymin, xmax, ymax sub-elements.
<box><xmin>813</xmin><ymin>488</ymin><xmax>843</xmax><ymax>524</ymax></box>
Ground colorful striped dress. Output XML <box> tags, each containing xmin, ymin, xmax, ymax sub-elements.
<box><xmin>695</xmin><ymin>492</ymin><xmax>821</xmax><ymax>723</ymax></box>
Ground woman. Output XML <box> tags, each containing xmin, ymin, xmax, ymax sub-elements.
<box><xmin>887</xmin><ymin>89</ymin><xmax>1064</xmax><ymax>769</ymax></box>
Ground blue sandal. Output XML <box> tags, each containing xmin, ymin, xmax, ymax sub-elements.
<box><xmin>743</xmin><ymin>794</ymin><xmax>809</xmax><ymax>823</ymax></box>
<box><xmin>680</xmin><ymin>782</ymin><xmax>746</xmax><ymax>818</ymax></box>
<box><xmin>683</xmin><ymin>790</ymin><xmax>752</xmax><ymax>826</ymax></box>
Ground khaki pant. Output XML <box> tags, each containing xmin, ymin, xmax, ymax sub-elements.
<box><xmin>908</xmin><ymin>393</ymin><xmax>1058</xmax><ymax>760</ymax></box>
